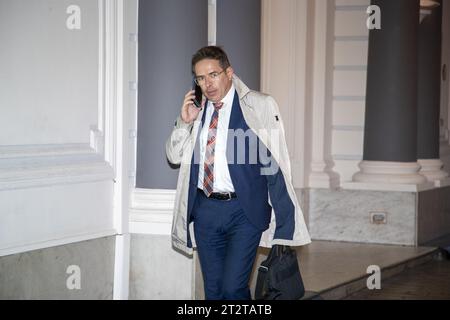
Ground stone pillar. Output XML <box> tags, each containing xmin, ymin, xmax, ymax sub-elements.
<box><xmin>353</xmin><ymin>0</ymin><xmax>427</xmax><ymax>184</ymax></box>
<box><xmin>417</xmin><ymin>0</ymin><xmax>449</xmax><ymax>183</ymax></box>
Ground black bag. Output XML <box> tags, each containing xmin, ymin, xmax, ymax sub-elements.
<box><xmin>255</xmin><ymin>245</ymin><xmax>305</xmax><ymax>300</ymax></box>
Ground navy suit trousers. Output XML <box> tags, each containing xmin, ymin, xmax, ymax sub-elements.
<box><xmin>192</xmin><ymin>189</ymin><xmax>263</xmax><ymax>300</ymax></box>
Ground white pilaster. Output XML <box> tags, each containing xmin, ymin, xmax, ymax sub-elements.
<box><xmin>261</xmin><ymin>0</ymin><xmax>336</xmax><ymax>189</ymax></box>
<box><xmin>208</xmin><ymin>0</ymin><xmax>217</xmax><ymax>46</ymax></box>
<box><xmin>106</xmin><ymin>0</ymin><xmax>139</xmax><ymax>300</ymax></box>
<box><xmin>308</xmin><ymin>0</ymin><xmax>340</xmax><ymax>189</ymax></box>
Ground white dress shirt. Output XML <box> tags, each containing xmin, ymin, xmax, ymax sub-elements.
<box><xmin>197</xmin><ymin>84</ymin><xmax>236</xmax><ymax>193</ymax></box>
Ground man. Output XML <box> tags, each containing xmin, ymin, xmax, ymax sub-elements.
<box><xmin>166</xmin><ymin>46</ymin><xmax>310</xmax><ymax>300</ymax></box>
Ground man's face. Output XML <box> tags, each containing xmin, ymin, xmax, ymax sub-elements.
<box><xmin>194</xmin><ymin>59</ymin><xmax>234</xmax><ymax>103</ymax></box>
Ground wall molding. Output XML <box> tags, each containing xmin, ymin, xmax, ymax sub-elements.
<box><xmin>0</xmin><ymin>144</ymin><xmax>114</xmax><ymax>191</ymax></box>
<box><xmin>129</xmin><ymin>188</ymin><xmax>175</xmax><ymax>236</ymax></box>
<box><xmin>0</xmin><ymin>144</ymin><xmax>92</xmax><ymax>158</ymax></box>
<box><xmin>0</xmin><ymin>229</ymin><xmax>116</xmax><ymax>258</ymax></box>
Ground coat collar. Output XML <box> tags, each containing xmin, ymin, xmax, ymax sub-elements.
<box><xmin>232</xmin><ymin>74</ymin><xmax>251</xmax><ymax>102</ymax></box>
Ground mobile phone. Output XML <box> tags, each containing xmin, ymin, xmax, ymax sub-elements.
<box><xmin>192</xmin><ymin>78</ymin><xmax>203</xmax><ymax>109</ymax></box>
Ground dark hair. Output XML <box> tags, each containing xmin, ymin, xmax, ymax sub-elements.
<box><xmin>191</xmin><ymin>46</ymin><xmax>231</xmax><ymax>75</ymax></box>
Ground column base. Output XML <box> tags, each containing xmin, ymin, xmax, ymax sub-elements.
<box><xmin>309</xmin><ymin>171</ymin><xmax>340</xmax><ymax>189</ymax></box>
<box><xmin>418</xmin><ymin>159</ymin><xmax>449</xmax><ymax>184</ymax></box>
<box><xmin>352</xmin><ymin>161</ymin><xmax>428</xmax><ymax>185</ymax></box>
<box><xmin>440</xmin><ymin>139</ymin><xmax>450</xmax><ymax>154</ymax></box>
<box><xmin>309</xmin><ymin>160</ymin><xmax>340</xmax><ymax>189</ymax></box>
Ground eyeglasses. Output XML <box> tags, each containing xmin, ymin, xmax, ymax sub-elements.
<box><xmin>194</xmin><ymin>70</ymin><xmax>225</xmax><ymax>86</ymax></box>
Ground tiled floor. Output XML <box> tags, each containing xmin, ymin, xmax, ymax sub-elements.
<box><xmin>250</xmin><ymin>241</ymin><xmax>438</xmax><ymax>299</ymax></box>
<box><xmin>345</xmin><ymin>258</ymin><xmax>450</xmax><ymax>300</ymax></box>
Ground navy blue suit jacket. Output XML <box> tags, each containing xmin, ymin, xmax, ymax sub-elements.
<box><xmin>186</xmin><ymin>91</ymin><xmax>295</xmax><ymax>247</ymax></box>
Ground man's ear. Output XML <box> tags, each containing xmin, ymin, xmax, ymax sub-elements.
<box><xmin>226</xmin><ymin>67</ymin><xmax>234</xmax><ymax>80</ymax></box>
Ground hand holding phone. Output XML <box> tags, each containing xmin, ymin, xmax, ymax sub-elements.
<box><xmin>180</xmin><ymin>84</ymin><xmax>202</xmax><ymax>124</ymax></box>
<box><xmin>192</xmin><ymin>78</ymin><xmax>203</xmax><ymax>109</ymax></box>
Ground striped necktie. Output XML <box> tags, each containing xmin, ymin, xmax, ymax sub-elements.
<box><xmin>203</xmin><ymin>102</ymin><xmax>224</xmax><ymax>197</ymax></box>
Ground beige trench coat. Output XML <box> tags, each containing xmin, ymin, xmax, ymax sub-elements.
<box><xmin>166</xmin><ymin>75</ymin><xmax>311</xmax><ymax>255</ymax></box>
